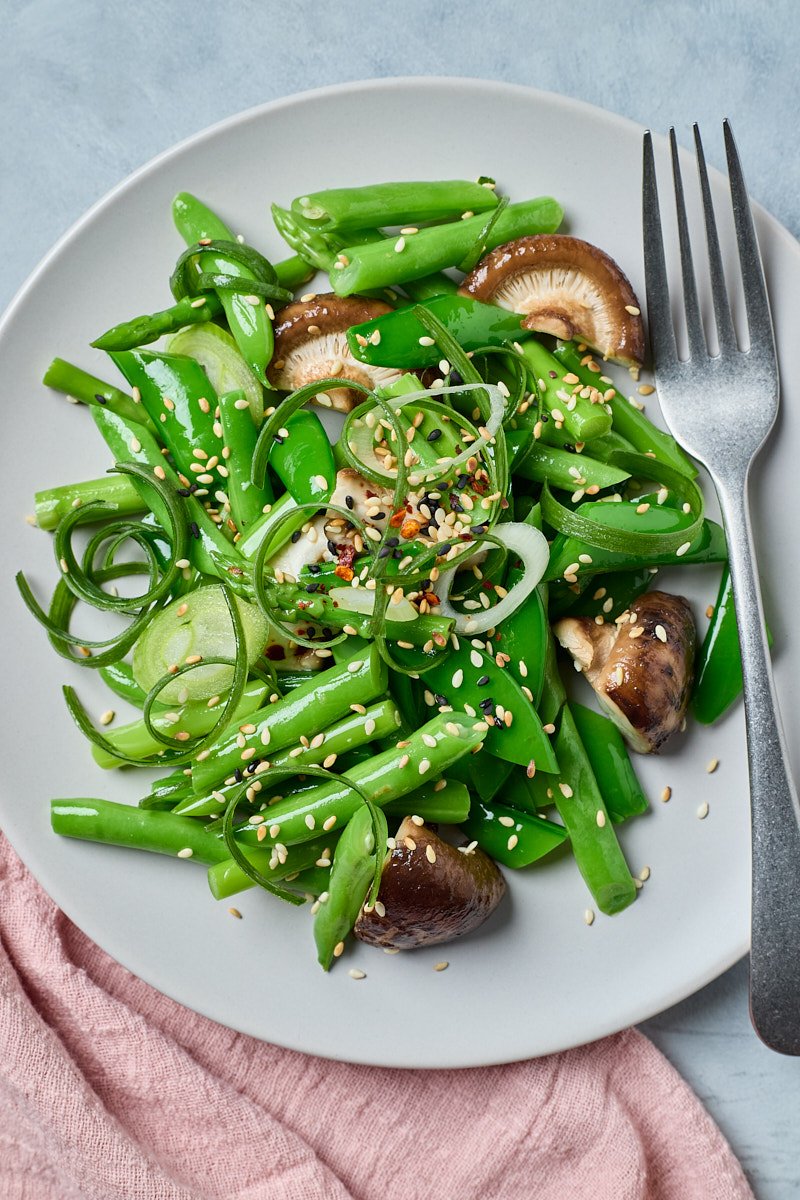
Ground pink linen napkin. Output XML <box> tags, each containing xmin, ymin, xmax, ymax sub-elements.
<box><xmin>0</xmin><ymin>833</ymin><xmax>753</xmax><ymax>1200</ymax></box>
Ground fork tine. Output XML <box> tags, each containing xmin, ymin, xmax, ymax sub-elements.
<box><xmin>693</xmin><ymin>124</ymin><xmax>737</xmax><ymax>353</ymax></box>
<box><xmin>642</xmin><ymin>130</ymin><xmax>678</xmax><ymax>367</ymax></box>
<box><xmin>723</xmin><ymin>119</ymin><xmax>776</xmax><ymax>354</ymax></box>
<box><xmin>669</xmin><ymin>128</ymin><xmax>706</xmax><ymax>359</ymax></box>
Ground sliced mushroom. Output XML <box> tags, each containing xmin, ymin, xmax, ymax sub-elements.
<box><xmin>354</xmin><ymin>818</ymin><xmax>506</xmax><ymax>949</ymax></box>
<box><xmin>267</xmin><ymin>294</ymin><xmax>406</xmax><ymax>412</ymax></box>
<box><xmin>553</xmin><ymin>590</ymin><xmax>696</xmax><ymax>753</ymax></box>
<box><xmin>459</xmin><ymin>235</ymin><xmax>645</xmax><ymax>367</ymax></box>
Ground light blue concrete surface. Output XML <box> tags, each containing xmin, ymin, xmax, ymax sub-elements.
<box><xmin>2</xmin><ymin>1</ymin><xmax>798</xmax><ymax>1195</ymax></box>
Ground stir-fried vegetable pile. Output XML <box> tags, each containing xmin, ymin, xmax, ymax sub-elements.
<box><xmin>21</xmin><ymin>178</ymin><xmax>747</xmax><ymax>968</ymax></box>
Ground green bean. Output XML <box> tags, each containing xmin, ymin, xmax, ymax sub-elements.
<box><xmin>447</xmin><ymin>746</ymin><xmax>514</xmax><ymax>803</ymax></box>
<box><xmin>569</xmin><ymin>703</ymin><xmax>648</xmax><ymax>823</ymax></box>
<box><xmin>91</xmin><ymin>679</ymin><xmax>268</xmax><ymax>769</ymax></box>
<box><xmin>692</xmin><ymin>566</ymin><xmax>773</xmax><ymax>725</ymax></box>
<box><xmin>43</xmin><ymin>357</ymin><xmax>157</xmax><ymax>432</ymax></box>
<box><xmin>235</xmin><ymin>492</ymin><xmax>306</xmax><ymax>562</ymax></box>
<box><xmin>274</xmin><ymin>254</ymin><xmax>315</xmax><ymax>291</ymax></box>
<box><xmin>331</xmin><ymin>198</ymin><xmax>564</xmax><ymax>296</ymax></box>
<box><xmin>531</xmin><ymin>705</ymin><xmax>636</xmax><ymax>914</ymax></box>
<box><xmin>190</xmin><ymin>646</ymin><xmax>388</xmax><ymax>793</ymax></box>
<box><xmin>207</xmin><ymin>834</ymin><xmax>336</xmax><ymax>900</ymax></box>
<box><xmin>34</xmin><ymin>474</ymin><xmax>144</xmax><ymax>531</ymax></box>
<box><xmin>293</xmin><ymin>179</ymin><xmax>499</xmax><ymax>231</ymax></box>
<box><xmin>172</xmin><ymin>698</ymin><xmax>401</xmax><ymax>817</ymax></box>
<box><xmin>266</xmin><ymin>583</ymin><xmax>453</xmax><ymax>648</ymax></box>
<box><xmin>92</xmin><ymin>294</ymin><xmax>225</xmax><ymax>351</ymax></box>
<box><xmin>218</xmin><ymin>389</ymin><xmax>274</xmax><ymax>530</ymax></box>
<box><xmin>551</xmin><ymin>342</ymin><xmax>697</xmax><ymax>478</ymax></box>
<box><xmin>461</xmin><ymin>797</ymin><xmax>567</xmax><ymax>867</ymax></box>
<box><xmin>519</xmin><ymin>340</ymin><xmax>612</xmax><ymax>443</ymax></box>
<box><xmin>314</xmin><ymin>802</ymin><xmax>387</xmax><ymax>969</ymax></box>
<box><xmin>173</xmin><ymin>192</ymin><xmax>275</xmax><ymax>383</ymax></box>
<box><xmin>382</xmin><ymin>777</ymin><xmax>471</xmax><ymax>823</ymax></box>
<box><xmin>51</xmin><ymin>797</ymin><xmax>232</xmax><ymax>865</ymax></box>
<box><xmin>228</xmin><ymin>712</ymin><xmax>483</xmax><ymax>850</ymax></box>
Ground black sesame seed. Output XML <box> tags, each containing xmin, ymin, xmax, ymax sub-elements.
<box><xmin>327</xmin><ymin>539</ymin><xmax>337</xmax><ymax>555</ymax></box>
<box><xmin>308</xmin><ymin>563</ymin><xmax>321</xmax><ymax>575</ymax></box>
<box><xmin>476</xmin><ymin>674</ymin><xmax>490</xmax><ymax>687</ymax></box>
<box><xmin>189</xmin><ymin>521</ymin><xmax>200</xmax><ymax>540</ymax></box>
<box><xmin>345</xmin><ymin>494</ymin><xmax>354</xmax><ymax>510</ymax></box>
<box><xmin>189</xmin><ymin>483</ymin><xmax>199</xmax><ymax>493</ymax></box>
<box><xmin>378</xmin><ymin>546</ymin><xmax>392</xmax><ymax>558</ymax></box>
<box><xmin>291</xmin><ymin>530</ymin><xmax>302</xmax><ymax>543</ymax></box>
<box><xmin>273</xmin><ymin>433</ymin><xmax>284</xmax><ymax>444</ymax></box>
<box><xmin>449</xmin><ymin>369</ymin><xmax>463</xmax><ymax>386</ymax></box>
<box><xmin>427</xmin><ymin>428</ymin><xmax>443</xmax><ymax>442</ymax></box>
<box><xmin>436</xmin><ymin>543</ymin><xmax>452</xmax><ymax>556</ymax></box>
<box><xmin>246</xmin><ymin>760</ymin><xmax>259</xmax><ymax>774</ymax></box>
<box><xmin>548</xmin><ymin>370</ymin><xmax>558</xmax><ymax>379</ymax></box>
<box><xmin>93</xmin><ymin>392</ymin><xmax>108</xmax><ymax>405</ymax></box>
<box><xmin>472</xmin><ymin>524</ymin><xmax>487</xmax><ymax>535</ymax></box>
<box><xmin>392</xmin><ymin>548</ymin><xmax>403</xmax><ymax>559</ymax></box>
<box><xmin>434</xmin><ymin>693</ymin><xmax>447</xmax><ymax>707</ymax></box>
<box><xmin>322</xmin><ymin>627</ymin><xmax>334</xmax><ymax>640</ymax></box>
<box><xmin>372</xmin><ymin>511</ymin><xmax>386</xmax><ymax>520</ymax></box>
<box><xmin>233</xmin><ymin>768</ymin><xmax>243</xmax><ymax>783</ymax></box>
<box><xmin>479</xmin><ymin>697</ymin><xmax>494</xmax><ymax>711</ymax></box>
<box><xmin>386</xmin><ymin>536</ymin><xmax>399</xmax><ymax>547</ymax></box>
<box><xmin>456</xmin><ymin>474</ymin><xmax>469</xmax><ymax>489</ymax></box>
<box><xmin>305</xmin><ymin>582</ymin><xmax>319</xmax><ymax>593</ymax></box>
<box><xmin>176</xmin><ymin>487</ymin><xmax>191</xmax><ymax>497</ymax></box>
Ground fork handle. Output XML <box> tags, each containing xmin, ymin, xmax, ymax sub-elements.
<box><xmin>715</xmin><ymin>466</ymin><xmax>800</xmax><ymax>1055</ymax></box>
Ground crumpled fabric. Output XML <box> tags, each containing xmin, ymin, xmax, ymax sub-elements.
<box><xmin>0</xmin><ymin>833</ymin><xmax>753</xmax><ymax>1200</ymax></box>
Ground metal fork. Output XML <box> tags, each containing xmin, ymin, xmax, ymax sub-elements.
<box><xmin>643</xmin><ymin>122</ymin><xmax>800</xmax><ymax>1055</ymax></box>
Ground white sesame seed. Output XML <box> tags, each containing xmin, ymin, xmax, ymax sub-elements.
<box><xmin>177</xmin><ymin>847</ymin><xmax>193</xmax><ymax>858</ymax></box>
<box><xmin>99</xmin><ymin>709</ymin><xmax>115</xmax><ymax>726</ymax></box>
<box><xmin>498</xmin><ymin>815</ymin><xmax>515</xmax><ymax>828</ymax></box>
<box><xmin>676</xmin><ymin>541</ymin><xmax>691</xmax><ymax>557</ymax></box>
<box><xmin>425</xmin><ymin>844</ymin><xmax>437</xmax><ymax>864</ymax></box>
<box><xmin>434</xmin><ymin>961</ymin><xmax>449</xmax><ymax>971</ymax></box>
<box><xmin>228</xmin><ymin>907</ymin><xmax>242</xmax><ymax>919</ymax></box>
<box><xmin>584</xmin><ymin>908</ymin><xmax>595</xmax><ymax>926</ymax></box>
<box><xmin>655</xmin><ymin>624</ymin><xmax>668</xmax><ymax>643</ymax></box>
<box><xmin>661</xmin><ymin>786</ymin><xmax>672</xmax><ymax>803</ymax></box>
<box><xmin>347</xmin><ymin>660</ymin><xmax>364</xmax><ymax>672</ymax></box>
<box><xmin>507</xmin><ymin>834</ymin><xmax>519</xmax><ymax>850</ymax></box>
<box><xmin>394</xmin><ymin>236</ymin><xmax>406</xmax><ymax>253</ymax></box>
<box><xmin>639</xmin><ymin>866</ymin><xmax>651</xmax><ymax>881</ymax></box>
<box><xmin>558</xmin><ymin>782</ymin><xmax>573</xmax><ymax>798</ymax></box>
<box><xmin>348</xmin><ymin>969</ymin><xmax>367</xmax><ymax>980</ymax></box>
<box><xmin>596</xmin><ymin>810</ymin><xmax>606</xmax><ymax>828</ymax></box>
<box><xmin>418</xmin><ymin>758</ymin><xmax>431</xmax><ymax>775</ymax></box>
<box><xmin>422</xmin><ymin>733</ymin><xmax>437</xmax><ymax>748</ymax></box>
<box><xmin>418</xmin><ymin>335</ymin><xmax>435</xmax><ymax>346</ymax></box>
<box><xmin>697</xmin><ymin>801</ymin><xmax>710</xmax><ymax>820</ymax></box>
<box><xmin>706</xmin><ymin>758</ymin><xmax>719</xmax><ymax>774</ymax></box>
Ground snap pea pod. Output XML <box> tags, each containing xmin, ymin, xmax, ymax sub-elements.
<box><xmin>545</xmin><ymin>501</ymin><xmax>727</xmax><ymax>582</ymax></box>
<box><xmin>569</xmin><ymin>703</ymin><xmax>648</xmax><ymax>823</ymax></box>
<box><xmin>575</xmin><ymin>430</ymin><xmax>638</xmax><ymax>462</ymax></box>
<box><xmin>346</xmin><ymin>294</ymin><xmax>531</xmax><ymax>368</ymax></box>
<box><xmin>51</xmin><ymin>797</ymin><xmax>232</xmax><ymax>865</ymax></box>
<box><xmin>331</xmin><ymin>198</ymin><xmax>564</xmax><ymax>296</ymax></box>
<box><xmin>314</xmin><ymin>802</ymin><xmax>387</xmax><ymax>969</ymax></box>
<box><xmin>422</xmin><ymin>641</ymin><xmax>559</xmax><ymax>772</ymax></box>
<box><xmin>172</xmin><ymin>698</ymin><xmax>401</xmax><ymax>817</ymax></box>
<box><xmin>190</xmin><ymin>646</ymin><xmax>388</xmax><ymax>793</ymax></box>
<box><xmin>91</xmin><ymin>679</ymin><xmax>268</xmax><ymax>769</ymax></box>
<box><xmin>294</xmin><ymin>179</ymin><xmax>499</xmax><ymax>231</ymax></box>
<box><xmin>538</xmin><ymin>625</ymin><xmax>568</xmax><ymax>730</ymax></box>
<box><xmin>229</xmin><ymin>712</ymin><xmax>483</xmax><ymax>852</ymax></box>
<box><xmin>34</xmin><ymin>474</ymin><xmax>144</xmax><ymax>531</ymax></box>
<box><xmin>513</xmin><ymin>442</ymin><xmax>630</xmax><ymax>494</ymax></box>
<box><xmin>208</xmin><ymin>834</ymin><xmax>338</xmax><ymax>900</ymax></box>
<box><xmin>530</xmin><ymin>705</ymin><xmax>636</xmax><ymax>915</ymax></box>
<box><xmin>90</xmin><ymin>407</ymin><xmax>249</xmax><ymax>588</ymax></box>
<box><xmin>108</xmin><ymin>349</ymin><xmax>224</xmax><ymax>477</ymax></box>
<box><xmin>551</xmin><ymin>342</ymin><xmax>697</xmax><ymax>478</ymax></box>
<box><xmin>92</xmin><ymin>293</ymin><xmax>225</xmax><ymax>351</ymax></box>
<box><xmin>42</xmin><ymin>358</ymin><xmax>157</xmax><ymax>432</ymax></box>
<box><xmin>519</xmin><ymin>340</ymin><xmax>612</xmax><ymax>444</ymax></box>
<box><xmin>236</xmin><ymin>492</ymin><xmax>306</xmax><ymax>562</ymax></box>
<box><xmin>493</xmin><ymin>585</ymin><xmax>549</xmax><ymax>706</ymax></box>
<box><xmin>173</xmin><ymin>192</ymin><xmax>276</xmax><ymax>384</ymax></box>
<box><xmin>98</xmin><ymin>660</ymin><xmax>149</xmax><ymax>708</ymax></box>
<box><xmin>496</xmin><ymin>766</ymin><xmax>543</xmax><ymax>816</ymax></box>
<box><xmin>266</xmin><ymin>583</ymin><xmax>453</xmax><ymax>648</ymax></box>
<box><xmin>692</xmin><ymin>566</ymin><xmax>774</xmax><ymax>725</ymax></box>
<box><xmin>461</xmin><ymin>797</ymin><xmax>567</xmax><ymax>867</ymax></box>
<box><xmin>447</xmin><ymin>750</ymin><xmax>514</xmax><ymax>804</ymax></box>
<box><xmin>268</xmin><ymin>409</ymin><xmax>336</xmax><ymax>506</ymax></box>
<box><xmin>218</xmin><ymin>389</ymin><xmax>274</xmax><ymax>530</ymax></box>
<box><xmin>548</xmin><ymin>566</ymin><xmax>655</xmax><ymax>622</ymax></box>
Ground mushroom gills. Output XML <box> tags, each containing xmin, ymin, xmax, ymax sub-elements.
<box><xmin>553</xmin><ymin>590</ymin><xmax>696</xmax><ymax>754</ymax></box>
<box><xmin>354</xmin><ymin>817</ymin><xmax>506</xmax><ymax>949</ymax></box>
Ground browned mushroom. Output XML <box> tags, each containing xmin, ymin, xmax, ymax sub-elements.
<box><xmin>267</xmin><ymin>293</ymin><xmax>406</xmax><ymax>412</ymax></box>
<box><xmin>458</xmin><ymin>235</ymin><xmax>646</xmax><ymax>367</ymax></box>
<box><xmin>553</xmin><ymin>591</ymin><xmax>696</xmax><ymax>753</ymax></box>
<box><xmin>354</xmin><ymin>817</ymin><xmax>506</xmax><ymax>949</ymax></box>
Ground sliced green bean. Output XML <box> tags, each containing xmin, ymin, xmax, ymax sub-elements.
<box><xmin>34</xmin><ymin>474</ymin><xmax>144</xmax><ymax>531</ymax></box>
<box><xmin>43</xmin><ymin>358</ymin><xmax>157</xmax><ymax>432</ymax></box>
<box><xmin>294</xmin><ymin>179</ymin><xmax>499</xmax><ymax>231</ymax></box>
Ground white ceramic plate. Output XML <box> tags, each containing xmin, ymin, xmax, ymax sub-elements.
<box><xmin>2</xmin><ymin>79</ymin><xmax>798</xmax><ymax>1068</ymax></box>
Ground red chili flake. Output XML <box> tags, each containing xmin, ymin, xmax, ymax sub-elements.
<box><xmin>421</xmin><ymin>591</ymin><xmax>440</xmax><ymax>607</ymax></box>
<box><xmin>336</xmin><ymin>543</ymin><xmax>356</xmax><ymax>569</ymax></box>
<box><xmin>334</xmin><ymin>564</ymin><xmax>354</xmax><ymax>582</ymax></box>
<box><xmin>389</xmin><ymin>508</ymin><xmax>409</xmax><ymax>528</ymax></box>
<box><xmin>400</xmin><ymin>518</ymin><xmax>421</xmax><ymax>540</ymax></box>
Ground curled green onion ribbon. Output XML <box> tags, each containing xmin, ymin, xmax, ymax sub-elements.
<box><xmin>541</xmin><ymin>452</ymin><xmax>705</xmax><ymax>555</ymax></box>
<box><xmin>220</xmin><ymin>761</ymin><xmax>386</xmax><ymax>909</ymax></box>
<box><xmin>170</xmin><ymin>239</ymin><xmax>293</xmax><ymax>305</ymax></box>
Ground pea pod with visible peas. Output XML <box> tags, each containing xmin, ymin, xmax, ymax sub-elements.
<box><xmin>218</xmin><ymin>389</ymin><xmax>274</xmax><ymax>531</ymax></box>
<box><xmin>692</xmin><ymin>566</ymin><xmax>774</xmax><ymax>725</ymax></box>
<box><xmin>461</xmin><ymin>796</ymin><xmax>567</xmax><ymax>868</ymax></box>
<box><xmin>314</xmin><ymin>801</ymin><xmax>388</xmax><ymax>969</ymax></box>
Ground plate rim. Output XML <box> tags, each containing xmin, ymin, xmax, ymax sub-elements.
<box><xmin>5</xmin><ymin>75</ymin><xmax>794</xmax><ymax>1065</ymax></box>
